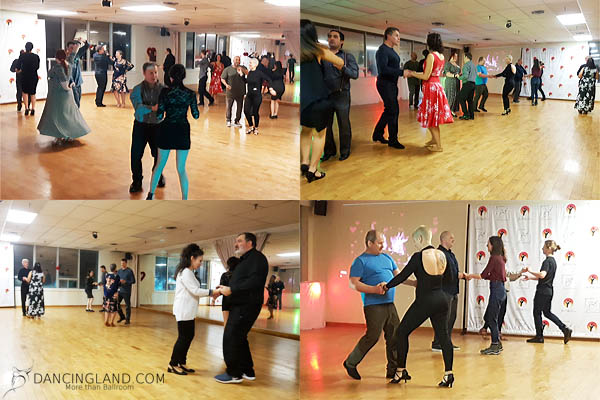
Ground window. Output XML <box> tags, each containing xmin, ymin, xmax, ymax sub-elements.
<box><xmin>194</xmin><ymin>260</ymin><xmax>209</xmax><ymax>289</ymax></box>
<box><xmin>90</xmin><ymin>22</ymin><xmax>110</xmax><ymax>72</ymax></box>
<box><xmin>38</xmin><ymin>15</ymin><xmax>61</xmax><ymax>69</ymax></box>
<box><xmin>112</xmin><ymin>24</ymin><xmax>132</xmax><ymax>61</ymax></box>
<box><xmin>58</xmin><ymin>248</ymin><xmax>78</xmax><ymax>288</ymax></box>
<box><xmin>64</xmin><ymin>18</ymin><xmax>89</xmax><ymax>71</ymax></box>
<box><xmin>218</xmin><ymin>36</ymin><xmax>228</xmax><ymax>55</ymax></box>
<box><xmin>206</xmin><ymin>34</ymin><xmax>217</xmax><ymax>53</ymax></box>
<box><xmin>278</xmin><ymin>267</ymin><xmax>301</xmax><ymax>293</ymax></box>
<box><xmin>79</xmin><ymin>250</ymin><xmax>99</xmax><ymax>288</ymax></box>
<box><xmin>342</xmin><ymin>30</ymin><xmax>365</xmax><ymax>74</ymax></box>
<box><xmin>167</xmin><ymin>256</ymin><xmax>178</xmax><ymax>291</ymax></box>
<box><xmin>186</xmin><ymin>32</ymin><xmax>195</xmax><ymax>69</ymax></box>
<box><xmin>36</xmin><ymin>246</ymin><xmax>57</xmax><ymax>288</ymax></box>
<box><xmin>397</xmin><ymin>39</ymin><xmax>412</xmax><ymax>69</ymax></box>
<box><xmin>13</xmin><ymin>244</ymin><xmax>34</xmax><ymax>288</ymax></box>
<box><xmin>366</xmin><ymin>33</ymin><xmax>382</xmax><ymax>77</ymax></box>
<box><xmin>154</xmin><ymin>256</ymin><xmax>167</xmax><ymax>291</ymax></box>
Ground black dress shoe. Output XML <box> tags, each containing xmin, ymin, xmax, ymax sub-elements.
<box><xmin>480</xmin><ymin>107</ymin><xmax>488</xmax><ymax>112</ymax></box>
<box><xmin>339</xmin><ymin>153</ymin><xmax>350</xmax><ymax>161</ymax></box>
<box><xmin>343</xmin><ymin>361</ymin><xmax>361</xmax><ymax>380</ymax></box>
<box><xmin>526</xmin><ymin>336</ymin><xmax>544</xmax><ymax>343</ymax></box>
<box><xmin>372</xmin><ymin>133</ymin><xmax>388</xmax><ymax>144</ymax></box>
<box><xmin>320</xmin><ymin>153</ymin><xmax>335</xmax><ymax>162</ymax></box>
<box><xmin>25</xmin><ymin>109</ymin><xmax>30</xmax><ymax>116</ymax></box>
<box><xmin>129</xmin><ymin>183</ymin><xmax>143</xmax><ymax>193</ymax></box>
<box><xmin>97</xmin><ymin>104</ymin><xmax>107</xmax><ymax>107</ymax></box>
<box><xmin>474</xmin><ymin>109</ymin><xmax>480</xmax><ymax>112</ymax></box>
<box><xmin>157</xmin><ymin>175</ymin><xmax>166</xmax><ymax>188</ymax></box>
<box><xmin>208</xmin><ymin>100</ymin><xmax>215</xmax><ymax>106</ymax></box>
<box><xmin>17</xmin><ymin>104</ymin><xmax>22</xmax><ymax>111</ymax></box>
<box><xmin>459</xmin><ymin>115</ymin><xmax>470</xmax><ymax>120</ymax></box>
<box><xmin>306</xmin><ymin>170</ymin><xmax>326</xmax><ymax>183</ymax></box>
<box><xmin>388</xmin><ymin>141</ymin><xmax>405</xmax><ymax>149</ymax></box>
<box><xmin>146</xmin><ymin>193</ymin><xmax>154</xmax><ymax>200</ymax></box>
<box><xmin>117</xmin><ymin>318</ymin><xmax>125</xmax><ymax>323</ymax></box>
<box><xmin>300</xmin><ymin>164</ymin><xmax>309</xmax><ymax>176</ymax></box>
<box><xmin>30</xmin><ymin>109</ymin><xmax>35</xmax><ymax>116</ymax></box>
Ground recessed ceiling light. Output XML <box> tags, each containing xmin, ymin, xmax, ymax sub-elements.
<box><xmin>120</xmin><ymin>5</ymin><xmax>176</xmax><ymax>12</ymax></box>
<box><xmin>238</xmin><ymin>34</ymin><xmax>261</xmax><ymax>38</ymax></box>
<box><xmin>531</xmin><ymin>10</ymin><xmax>544</xmax><ymax>15</ymax></box>
<box><xmin>573</xmin><ymin>34</ymin><xmax>592</xmax><ymax>41</ymax></box>
<box><xmin>114</xmin><ymin>31</ymin><xmax>127</xmax><ymax>36</ymax></box>
<box><xmin>556</xmin><ymin>13</ymin><xmax>586</xmax><ymax>26</ymax></box>
<box><xmin>277</xmin><ymin>252</ymin><xmax>300</xmax><ymax>257</ymax></box>
<box><xmin>264</xmin><ymin>0</ymin><xmax>298</xmax><ymax>6</ymax></box>
<box><xmin>165</xmin><ymin>226</ymin><xmax>177</xmax><ymax>230</ymax></box>
<box><xmin>37</xmin><ymin>10</ymin><xmax>78</xmax><ymax>16</ymax></box>
<box><xmin>0</xmin><ymin>233</ymin><xmax>21</xmax><ymax>242</ymax></box>
<box><xmin>7</xmin><ymin>209</ymin><xmax>37</xmax><ymax>224</ymax></box>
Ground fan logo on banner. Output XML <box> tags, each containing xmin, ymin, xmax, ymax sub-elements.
<box><xmin>517</xmin><ymin>297</ymin><xmax>528</xmax><ymax>308</ymax></box>
<box><xmin>587</xmin><ymin>321</ymin><xmax>597</xmax><ymax>333</ymax></box>
<box><xmin>564</xmin><ymin>251</ymin><xmax>576</xmax><ymax>267</ymax></box>
<box><xmin>476</xmin><ymin>295</ymin><xmax>485</xmax><ymax>307</ymax></box>
<box><xmin>565</xmin><ymin>203</ymin><xmax>577</xmax><ymax>217</ymax></box>
<box><xmin>477</xmin><ymin>206</ymin><xmax>488</xmax><ymax>218</ymax></box>
<box><xmin>542</xmin><ymin>228</ymin><xmax>553</xmax><ymax>239</ymax></box>
<box><xmin>591</xmin><ymin>226</ymin><xmax>599</xmax><ymax>237</ymax></box>
<box><xmin>497</xmin><ymin>228</ymin><xmax>507</xmax><ymax>238</ymax></box>
<box><xmin>519</xmin><ymin>206</ymin><xmax>530</xmax><ymax>219</ymax></box>
<box><xmin>587</xmin><ymin>274</ymin><xmax>599</xmax><ymax>289</ymax></box>
<box><xmin>518</xmin><ymin>252</ymin><xmax>528</xmax><ymax>262</ymax></box>
<box><xmin>562</xmin><ymin>298</ymin><xmax>575</xmax><ymax>311</ymax></box>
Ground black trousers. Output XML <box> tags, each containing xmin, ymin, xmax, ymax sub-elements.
<box><xmin>95</xmin><ymin>73</ymin><xmax>107</xmax><ymax>105</ymax></box>
<box><xmin>223</xmin><ymin>303</ymin><xmax>262</xmax><ymax>378</ymax></box>
<box><xmin>117</xmin><ymin>291</ymin><xmax>132</xmax><ymax>322</ymax></box>
<box><xmin>433</xmin><ymin>293</ymin><xmax>458</xmax><ymax>346</ymax></box>
<box><xmin>501</xmin><ymin>80</ymin><xmax>515</xmax><ymax>110</ymax></box>
<box><xmin>483</xmin><ymin>290</ymin><xmax>507</xmax><ymax>332</ymax></box>
<box><xmin>288</xmin><ymin>66</ymin><xmax>295</xmax><ymax>82</ymax></box>
<box><xmin>407</xmin><ymin>80</ymin><xmax>420</xmax><ymax>107</ymax></box>
<box><xmin>474</xmin><ymin>84</ymin><xmax>488</xmax><ymax>109</ymax></box>
<box><xmin>373</xmin><ymin>80</ymin><xmax>399</xmax><ymax>143</ymax></box>
<box><xmin>21</xmin><ymin>286</ymin><xmax>28</xmax><ymax>316</ymax></box>
<box><xmin>324</xmin><ymin>90</ymin><xmax>352</xmax><ymax>157</ymax></box>
<box><xmin>170</xmin><ymin>320</ymin><xmax>195</xmax><ymax>365</ymax></box>
<box><xmin>198</xmin><ymin>76</ymin><xmax>214</xmax><ymax>105</ymax></box>
<box><xmin>396</xmin><ymin>290</ymin><xmax>453</xmax><ymax>371</ymax></box>
<box><xmin>459</xmin><ymin>81</ymin><xmax>476</xmax><ymax>118</ymax></box>
<box><xmin>226</xmin><ymin>94</ymin><xmax>244</xmax><ymax>123</ymax></box>
<box><xmin>131</xmin><ymin>120</ymin><xmax>160</xmax><ymax>185</ymax></box>
<box><xmin>277</xmin><ymin>294</ymin><xmax>282</xmax><ymax>310</ymax></box>
<box><xmin>16</xmin><ymin>76</ymin><xmax>23</xmax><ymax>107</ymax></box>
<box><xmin>534</xmin><ymin>292</ymin><xmax>566</xmax><ymax>337</ymax></box>
<box><xmin>244</xmin><ymin>92</ymin><xmax>262</xmax><ymax>127</ymax></box>
<box><xmin>513</xmin><ymin>79</ymin><xmax>522</xmax><ymax>101</ymax></box>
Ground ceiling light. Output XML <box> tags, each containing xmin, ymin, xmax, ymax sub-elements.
<box><xmin>366</xmin><ymin>46</ymin><xmax>379</xmax><ymax>51</ymax></box>
<box><xmin>264</xmin><ymin>0</ymin><xmax>299</xmax><ymax>7</ymax></box>
<box><xmin>114</xmin><ymin>31</ymin><xmax>126</xmax><ymax>36</ymax></box>
<box><xmin>0</xmin><ymin>233</ymin><xmax>21</xmax><ymax>242</ymax></box>
<box><xmin>37</xmin><ymin>10</ymin><xmax>78</xmax><ymax>16</ymax></box>
<box><xmin>90</xmin><ymin>30</ymin><xmax>99</xmax><ymax>34</ymax></box>
<box><xmin>573</xmin><ymin>34</ymin><xmax>592</xmax><ymax>41</ymax></box>
<box><xmin>589</xmin><ymin>43</ymin><xmax>596</xmax><ymax>47</ymax></box>
<box><xmin>237</xmin><ymin>34</ymin><xmax>261</xmax><ymax>38</ymax></box>
<box><xmin>277</xmin><ymin>252</ymin><xmax>300</xmax><ymax>257</ymax></box>
<box><xmin>120</xmin><ymin>5</ymin><xmax>176</xmax><ymax>12</ymax></box>
<box><xmin>556</xmin><ymin>13</ymin><xmax>586</xmax><ymax>26</ymax></box>
<box><xmin>7</xmin><ymin>209</ymin><xmax>37</xmax><ymax>224</ymax></box>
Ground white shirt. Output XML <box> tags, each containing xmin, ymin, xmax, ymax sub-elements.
<box><xmin>172</xmin><ymin>268</ymin><xmax>210</xmax><ymax>321</ymax></box>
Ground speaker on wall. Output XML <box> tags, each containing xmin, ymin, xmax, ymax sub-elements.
<box><xmin>314</xmin><ymin>201</ymin><xmax>327</xmax><ymax>216</ymax></box>
<box><xmin>125</xmin><ymin>252</ymin><xmax>132</xmax><ymax>260</ymax></box>
<box><xmin>464</xmin><ymin>46</ymin><xmax>470</xmax><ymax>53</ymax></box>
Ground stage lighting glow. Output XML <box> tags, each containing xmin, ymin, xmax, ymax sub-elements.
<box><xmin>573</xmin><ymin>34</ymin><xmax>592</xmax><ymax>41</ymax></box>
<box><xmin>308</xmin><ymin>282</ymin><xmax>321</xmax><ymax>298</ymax></box>
<box><xmin>37</xmin><ymin>10</ymin><xmax>78</xmax><ymax>16</ymax></box>
<box><xmin>113</xmin><ymin>31</ymin><xmax>127</xmax><ymax>36</ymax></box>
<box><xmin>0</xmin><ymin>233</ymin><xmax>20</xmax><ymax>242</ymax></box>
<box><xmin>264</xmin><ymin>0</ymin><xmax>299</xmax><ymax>7</ymax></box>
<box><xmin>120</xmin><ymin>5</ymin><xmax>175</xmax><ymax>12</ymax></box>
<box><xmin>277</xmin><ymin>252</ymin><xmax>300</xmax><ymax>257</ymax></box>
<box><xmin>556</xmin><ymin>13</ymin><xmax>586</xmax><ymax>26</ymax></box>
<box><xmin>6</xmin><ymin>210</ymin><xmax>37</xmax><ymax>224</ymax></box>
<box><xmin>309</xmin><ymin>352</ymin><xmax>320</xmax><ymax>371</ymax></box>
<box><xmin>294</xmin><ymin>293</ymin><xmax>300</xmax><ymax>301</ymax></box>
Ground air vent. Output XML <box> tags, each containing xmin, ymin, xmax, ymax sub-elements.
<box><xmin>163</xmin><ymin>1</ymin><xmax>179</xmax><ymax>5</ymax></box>
<box><xmin>110</xmin><ymin>243</ymin><xmax>118</xmax><ymax>246</ymax></box>
<box><xmin>482</xmin><ymin>38</ymin><xmax>492</xmax><ymax>41</ymax></box>
<box><xmin>76</xmin><ymin>10</ymin><xmax>88</xmax><ymax>13</ymax></box>
<box><xmin>531</xmin><ymin>10</ymin><xmax>544</xmax><ymax>15</ymax></box>
<box><xmin>432</xmin><ymin>22</ymin><xmax>445</xmax><ymax>26</ymax></box>
<box><xmin>165</xmin><ymin>226</ymin><xmax>177</xmax><ymax>230</ymax></box>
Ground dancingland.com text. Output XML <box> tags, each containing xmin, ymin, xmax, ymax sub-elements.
<box><xmin>33</xmin><ymin>372</ymin><xmax>165</xmax><ymax>391</ymax></box>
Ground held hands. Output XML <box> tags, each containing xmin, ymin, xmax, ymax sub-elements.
<box><xmin>211</xmin><ymin>288</ymin><xmax>221</xmax><ymax>300</ymax></box>
<box><xmin>521</xmin><ymin>267</ymin><xmax>529</xmax><ymax>274</ymax></box>
<box><xmin>151</xmin><ymin>104</ymin><xmax>158</xmax><ymax>112</ymax></box>
<box><xmin>403</xmin><ymin>70</ymin><xmax>411</xmax><ymax>78</ymax></box>
<box><xmin>216</xmin><ymin>285</ymin><xmax>232</xmax><ymax>297</ymax></box>
<box><xmin>373</xmin><ymin>282</ymin><xmax>388</xmax><ymax>295</ymax></box>
<box><xmin>226</xmin><ymin>84</ymin><xmax>232</xmax><ymax>90</ymax></box>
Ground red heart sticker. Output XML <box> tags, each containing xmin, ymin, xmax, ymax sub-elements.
<box><xmin>550</xmin><ymin>74</ymin><xmax>554</xmax><ymax>78</ymax></box>
<box><xmin>542</xmin><ymin>48</ymin><xmax>546</xmax><ymax>52</ymax></box>
<box><xmin>568</xmin><ymin>93</ymin><xmax>571</xmax><ymax>97</ymax></box>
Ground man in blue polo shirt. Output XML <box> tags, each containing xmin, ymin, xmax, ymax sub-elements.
<box><xmin>343</xmin><ymin>230</ymin><xmax>400</xmax><ymax>380</ymax></box>
<box><xmin>474</xmin><ymin>57</ymin><xmax>490</xmax><ymax>113</ymax></box>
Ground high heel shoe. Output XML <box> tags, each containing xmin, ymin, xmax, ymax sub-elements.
<box><xmin>501</xmin><ymin>109</ymin><xmax>509</xmax><ymax>116</ymax></box>
<box><xmin>438</xmin><ymin>373</ymin><xmax>454</xmax><ymax>388</ymax></box>
<box><xmin>167</xmin><ymin>365</ymin><xmax>188</xmax><ymax>375</ymax></box>
<box><xmin>146</xmin><ymin>192</ymin><xmax>154</xmax><ymax>200</ymax></box>
<box><xmin>390</xmin><ymin>369</ymin><xmax>411</xmax><ymax>384</ymax></box>
<box><xmin>300</xmin><ymin>164</ymin><xmax>309</xmax><ymax>176</ymax></box>
<box><xmin>306</xmin><ymin>170</ymin><xmax>326</xmax><ymax>183</ymax></box>
<box><xmin>178</xmin><ymin>364</ymin><xmax>195</xmax><ymax>373</ymax></box>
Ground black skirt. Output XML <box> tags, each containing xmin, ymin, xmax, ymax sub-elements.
<box><xmin>22</xmin><ymin>75</ymin><xmax>39</xmax><ymax>95</ymax></box>
<box><xmin>271</xmin><ymin>80</ymin><xmax>285</xmax><ymax>101</ymax></box>
<box><xmin>158</xmin><ymin>121</ymin><xmax>191</xmax><ymax>150</ymax></box>
<box><xmin>222</xmin><ymin>297</ymin><xmax>232</xmax><ymax>312</ymax></box>
<box><xmin>301</xmin><ymin>98</ymin><xmax>333</xmax><ymax>132</ymax></box>
<box><xmin>85</xmin><ymin>289</ymin><xmax>93</xmax><ymax>299</ymax></box>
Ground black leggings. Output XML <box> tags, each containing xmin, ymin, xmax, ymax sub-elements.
<box><xmin>244</xmin><ymin>91</ymin><xmax>262</xmax><ymax>127</ymax></box>
<box><xmin>170</xmin><ymin>320</ymin><xmax>195</xmax><ymax>366</ymax></box>
<box><xmin>396</xmin><ymin>290</ymin><xmax>453</xmax><ymax>371</ymax></box>
<box><xmin>501</xmin><ymin>80</ymin><xmax>515</xmax><ymax>110</ymax></box>
<box><xmin>534</xmin><ymin>292</ymin><xmax>566</xmax><ymax>337</ymax></box>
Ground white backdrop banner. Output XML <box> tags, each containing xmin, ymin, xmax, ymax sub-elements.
<box><xmin>467</xmin><ymin>202</ymin><xmax>600</xmax><ymax>339</ymax></box>
<box><xmin>520</xmin><ymin>44</ymin><xmax>589</xmax><ymax>101</ymax></box>
<box><xmin>0</xmin><ymin>11</ymin><xmax>48</xmax><ymax>104</ymax></box>
<box><xmin>0</xmin><ymin>242</ymin><xmax>15</xmax><ymax>307</ymax></box>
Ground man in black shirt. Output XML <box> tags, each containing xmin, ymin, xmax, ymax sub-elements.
<box><xmin>10</xmin><ymin>50</ymin><xmax>24</xmax><ymax>111</ymax></box>
<box><xmin>321</xmin><ymin>29</ymin><xmax>359</xmax><ymax>162</ymax></box>
<box><xmin>17</xmin><ymin>258</ymin><xmax>30</xmax><ymax>316</ymax></box>
<box><xmin>373</xmin><ymin>27</ymin><xmax>408</xmax><ymax>150</ymax></box>
<box><xmin>214</xmin><ymin>232</ymin><xmax>268</xmax><ymax>384</ymax></box>
<box><xmin>513</xmin><ymin>58</ymin><xmax>526</xmax><ymax>103</ymax></box>
<box><xmin>274</xmin><ymin>276</ymin><xmax>285</xmax><ymax>310</ymax></box>
<box><xmin>92</xmin><ymin>45</ymin><xmax>110</xmax><ymax>107</ymax></box>
<box><xmin>287</xmin><ymin>54</ymin><xmax>296</xmax><ymax>83</ymax></box>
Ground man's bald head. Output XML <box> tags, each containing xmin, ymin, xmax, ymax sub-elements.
<box><xmin>440</xmin><ymin>231</ymin><xmax>455</xmax><ymax>249</ymax></box>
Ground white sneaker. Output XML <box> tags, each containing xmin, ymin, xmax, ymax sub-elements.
<box><xmin>226</xmin><ymin>121</ymin><xmax>232</xmax><ymax>127</ymax></box>
<box><xmin>242</xmin><ymin>373</ymin><xmax>256</xmax><ymax>381</ymax></box>
<box><xmin>233</xmin><ymin>122</ymin><xmax>243</xmax><ymax>127</ymax></box>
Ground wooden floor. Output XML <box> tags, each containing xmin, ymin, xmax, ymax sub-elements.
<box><xmin>300</xmin><ymin>325</ymin><xmax>599</xmax><ymax>400</ymax></box>
<box><xmin>139</xmin><ymin>304</ymin><xmax>300</xmax><ymax>338</ymax></box>
<box><xmin>301</xmin><ymin>95</ymin><xmax>600</xmax><ymax>200</ymax></box>
<box><xmin>1</xmin><ymin>307</ymin><xmax>298</xmax><ymax>399</ymax></box>
<box><xmin>0</xmin><ymin>92</ymin><xmax>299</xmax><ymax>200</ymax></box>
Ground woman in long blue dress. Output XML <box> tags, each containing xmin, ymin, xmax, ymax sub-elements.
<box><xmin>37</xmin><ymin>50</ymin><xmax>91</xmax><ymax>144</ymax></box>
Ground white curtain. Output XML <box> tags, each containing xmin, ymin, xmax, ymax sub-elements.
<box><xmin>0</xmin><ymin>242</ymin><xmax>15</xmax><ymax>307</ymax></box>
<box><xmin>520</xmin><ymin>44</ymin><xmax>589</xmax><ymax>100</ymax></box>
<box><xmin>214</xmin><ymin>233</ymin><xmax>269</xmax><ymax>266</ymax></box>
<box><xmin>467</xmin><ymin>202</ymin><xmax>600</xmax><ymax>339</ymax></box>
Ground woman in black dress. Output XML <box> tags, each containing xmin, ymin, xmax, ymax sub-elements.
<box><xmin>575</xmin><ymin>57</ymin><xmax>598</xmax><ymax>115</ymax></box>
<box><xmin>147</xmin><ymin>64</ymin><xmax>199</xmax><ymax>200</ymax></box>
<box><xmin>241</xmin><ymin>58</ymin><xmax>276</xmax><ymax>135</ymax></box>
<box><xmin>163</xmin><ymin>48</ymin><xmax>176</xmax><ymax>87</ymax></box>
<box><xmin>219</xmin><ymin>257</ymin><xmax>240</xmax><ymax>326</ymax></box>
<box><xmin>18</xmin><ymin>42</ymin><xmax>40</xmax><ymax>116</ymax></box>
<box><xmin>493</xmin><ymin>55</ymin><xmax>516</xmax><ymax>115</ymax></box>
<box><xmin>25</xmin><ymin>262</ymin><xmax>46</xmax><ymax>319</ymax></box>
<box><xmin>85</xmin><ymin>270</ymin><xmax>98</xmax><ymax>312</ymax></box>
<box><xmin>300</xmin><ymin>19</ymin><xmax>344</xmax><ymax>183</ymax></box>
<box><xmin>266</xmin><ymin>275</ymin><xmax>278</xmax><ymax>319</ymax></box>
<box><xmin>270</xmin><ymin>61</ymin><xmax>286</xmax><ymax>119</ymax></box>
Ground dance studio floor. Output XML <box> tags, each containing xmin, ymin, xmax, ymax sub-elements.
<box><xmin>0</xmin><ymin>91</ymin><xmax>299</xmax><ymax>200</ymax></box>
<box><xmin>301</xmin><ymin>95</ymin><xmax>600</xmax><ymax>200</ymax></box>
<box><xmin>139</xmin><ymin>304</ymin><xmax>300</xmax><ymax>338</ymax></box>
<box><xmin>300</xmin><ymin>325</ymin><xmax>599</xmax><ymax>400</ymax></box>
<box><xmin>1</xmin><ymin>307</ymin><xmax>298</xmax><ymax>399</ymax></box>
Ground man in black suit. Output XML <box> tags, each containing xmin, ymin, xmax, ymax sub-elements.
<box><xmin>17</xmin><ymin>258</ymin><xmax>30</xmax><ymax>316</ymax></box>
<box><xmin>10</xmin><ymin>50</ymin><xmax>24</xmax><ymax>111</ymax></box>
<box><xmin>213</xmin><ymin>232</ymin><xmax>268</xmax><ymax>384</ymax></box>
<box><xmin>321</xmin><ymin>29</ymin><xmax>359</xmax><ymax>162</ymax></box>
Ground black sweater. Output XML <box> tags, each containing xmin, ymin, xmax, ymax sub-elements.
<box><xmin>229</xmin><ymin>248</ymin><xmax>269</xmax><ymax>305</ymax></box>
<box><xmin>245</xmin><ymin>70</ymin><xmax>272</xmax><ymax>93</ymax></box>
<box><xmin>496</xmin><ymin>64</ymin><xmax>515</xmax><ymax>81</ymax></box>
<box><xmin>376</xmin><ymin>43</ymin><xmax>403</xmax><ymax>84</ymax></box>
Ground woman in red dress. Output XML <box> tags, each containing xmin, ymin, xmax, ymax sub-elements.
<box><xmin>209</xmin><ymin>53</ymin><xmax>224</xmax><ymax>100</ymax></box>
<box><xmin>407</xmin><ymin>33</ymin><xmax>453</xmax><ymax>152</ymax></box>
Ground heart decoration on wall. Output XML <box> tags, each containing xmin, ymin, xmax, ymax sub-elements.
<box><xmin>567</xmin><ymin>93</ymin><xmax>571</xmax><ymax>97</ymax></box>
<box><xmin>561</xmin><ymin>47</ymin><xmax>565</xmax><ymax>51</ymax></box>
<box><xmin>542</xmin><ymin>48</ymin><xmax>546</xmax><ymax>52</ymax></box>
<box><xmin>550</xmin><ymin>74</ymin><xmax>554</xmax><ymax>78</ymax></box>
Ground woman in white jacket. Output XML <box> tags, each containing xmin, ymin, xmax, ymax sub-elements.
<box><xmin>169</xmin><ymin>244</ymin><xmax>214</xmax><ymax>375</ymax></box>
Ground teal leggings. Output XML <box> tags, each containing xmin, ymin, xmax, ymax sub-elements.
<box><xmin>149</xmin><ymin>149</ymin><xmax>189</xmax><ymax>199</ymax></box>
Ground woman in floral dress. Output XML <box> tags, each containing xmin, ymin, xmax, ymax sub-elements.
<box><xmin>26</xmin><ymin>262</ymin><xmax>45</xmax><ymax>319</ymax></box>
<box><xmin>209</xmin><ymin>54</ymin><xmax>224</xmax><ymax>101</ymax></box>
<box><xmin>575</xmin><ymin>57</ymin><xmax>598</xmax><ymax>115</ymax></box>
<box><xmin>111</xmin><ymin>50</ymin><xmax>134</xmax><ymax>107</ymax></box>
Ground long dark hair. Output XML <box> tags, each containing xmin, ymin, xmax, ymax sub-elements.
<box><xmin>532</xmin><ymin>58</ymin><xmax>540</xmax><ymax>73</ymax></box>
<box><xmin>168</xmin><ymin>64</ymin><xmax>186</xmax><ymax>88</ymax></box>
<box><xmin>226</xmin><ymin>257</ymin><xmax>240</xmax><ymax>273</ymax></box>
<box><xmin>488</xmin><ymin>236</ymin><xmax>506</xmax><ymax>262</ymax></box>
<box><xmin>586</xmin><ymin>57</ymin><xmax>596</xmax><ymax>69</ymax></box>
<box><xmin>427</xmin><ymin>33</ymin><xmax>444</xmax><ymax>53</ymax></box>
<box><xmin>55</xmin><ymin>49</ymin><xmax>68</xmax><ymax>75</ymax></box>
<box><xmin>301</xmin><ymin>19</ymin><xmax>322</xmax><ymax>62</ymax></box>
<box><xmin>33</xmin><ymin>262</ymin><xmax>42</xmax><ymax>273</ymax></box>
<box><xmin>268</xmin><ymin>275</ymin><xmax>276</xmax><ymax>286</ymax></box>
<box><xmin>174</xmin><ymin>243</ymin><xmax>204</xmax><ymax>279</ymax></box>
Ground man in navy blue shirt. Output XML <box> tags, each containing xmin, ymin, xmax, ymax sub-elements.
<box><xmin>116</xmin><ymin>259</ymin><xmax>136</xmax><ymax>324</ymax></box>
<box><xmin>513</xmin><ymin>58</ymin><xmax>527</xmax><ymax>103</ymax></box>
<box><xmin>66</xmin><ymin>39</ymin><xmax>90</xmax><ymax>108</ymax></box>
<box><xmin>432</xmin><ymin>231</ymin><xmax>466</xmax><ymax>351</ymax></box>
<box><xmin>343</xmin><ymin>230</ymin><xmax>401</xmax><ymax>380</ymax></box>
<box><xmin>92</xmin><ymin>45</ymin><xmax>110</xmax><ymax>107</ymax></box>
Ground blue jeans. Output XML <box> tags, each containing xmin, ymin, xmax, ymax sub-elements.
<box><xmin>531</xmin><ymin>77</ymin><xmax>541</xmax><ymax>103</ymax></box>
<box><xmin>485</xmin><ymin>281</ymin><xmax>507</xmax><ymax>343</ymax></box>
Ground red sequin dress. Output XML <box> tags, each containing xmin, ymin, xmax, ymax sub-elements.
<box><xmin>417</xmin><ymin>53</ymin><xmax>454</xmax><ymax>128</ymax></box>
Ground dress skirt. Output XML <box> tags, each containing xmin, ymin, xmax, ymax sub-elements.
<box><xmin>417</xmin><ymin>81</ymin><xmax>454</xmax><ymax>128</ymax></box>
<box><xmin>158</xmin><ymin>121</ymin><xmax>191</xmax><ymax>150</ymax></box>
<box><xmin>37</xmin><ymin>79</ymin><xmax>91</xmax><ymax>139</ymax></box>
